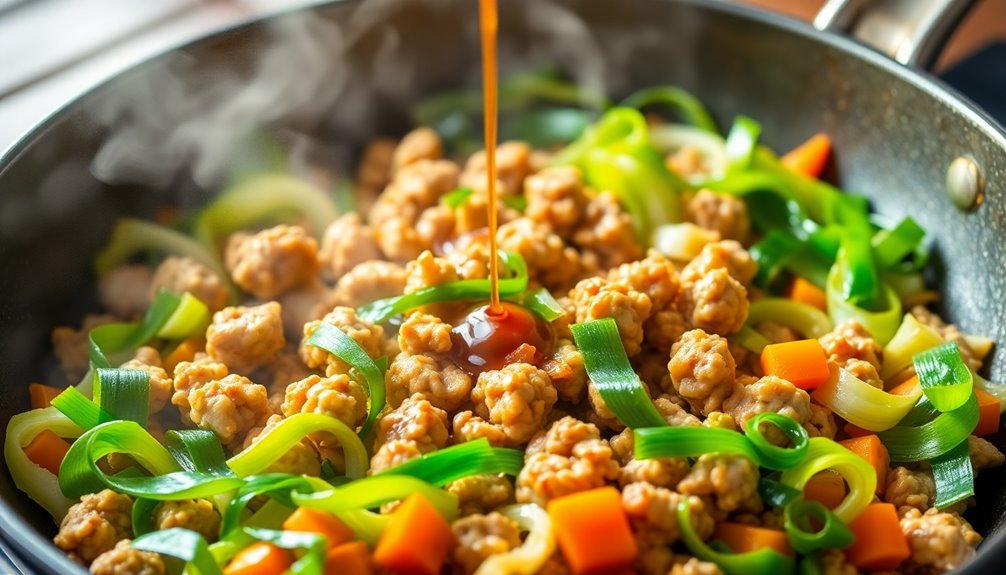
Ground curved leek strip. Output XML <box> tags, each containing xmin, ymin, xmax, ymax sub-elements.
<box><xmin>779</xmin><ymin>437</ymin><xmax>876</xmax><ymax>523</ymax></box>
<box><xmin>914</xmin><ymin>342</ymin><xmax>973</xmax><ymax>412</ymax></box>
<box><xmin>758</xmin><ymin>478</ymin><xmax>801</xmax><ymax>508</ymax></box>
<box><xmin>293</xmin><ymin>475</ymin><xmax>459</xmax><ymax>521</ymax></box>
<box><xmin>377</xmin><ymin>438</ymin><xmax>524</xmax><ymax>485</ymax></box>
<box><xmin>51</xmin><ymin>386</ymin><xmax>113</xmax><ymax>430</ymax></box>
<box><xmin>156</xmin><ymin>292</ymin><xmax>210</xmax><ymax>339</ymax></box>
<box><xmin>881</xmin><ymin>313</ymin><xmax>944</xmax><ymax>380</ymax></box>
<box><xmin>725</xmin><ymin>115</ymin><xmax>762</xmax><ymax>173</ymax></box>
<box><xmin>733</xmin><ymin>324</ymin><xmax>771</xmax><ymax>354</ymax></box>
<box><xmin>476</xmin><ymin>504</ymin><xmax>555</xmax><ymax>575</ymax></box>
<box><xmin>747</xmin><ymin>298</ymin><xmax>833</xmax><ymax>339</ymax></box>
<box><xmin>783</xmin><ymin>499</ymin><xmax>853</xmax><ymax>554</ymax></box>
<box><xmin>358</xmin><ymin>251</ymin><xmax>528</xmax><ymax>323</ymax></box>
<box><xmin>194</xmin><ymin>173</ymin><xmax>339</xmax><ymax>250</ymax></box>
<box><xmin>94</xmin><ymin>218</ymin><xmax>227</xmax><ymax>281</ymax></box>
<box><xmin>3</xmin><ymin>407</ymin><xmax>82</xmax><ymax>518</ymax></box>
<box><xmin>744</xmin><ymin>414</ymin><xmax>810</xmax><ymax>470</ymax></box>
<box><xmin>226</xmin><ymin>413</ymin><xmax>367</xmax><ymax>479</ymax></box>
<box><xmin>133</xmin><ymin>528</ymin><xmax>222</xmax><ymax>575</ymax></box>
<box><xmin>620</xmin><ymin>86</ymin><xmax>719</xmax><ymax>133</ymax></box>
<box><xmin>570</xmin><ymin>318</ymin><xmax>667</xmax><ymax>429</ymax></box>
<box><xmin>89</xmin><ymin>290</ymin><xmax>181</xmax><ymax>368</ymax></box>
<box><xmin>931</xmin><ymin>440</ymin><xmax>974</xmax><ymax>509</ymax></box>
<box><xmin>810</xmin><ymin>366</ymin><xmax>921</xmax><ymax>432</ymax></box>
<box><xmin>333</xmin><ymin>509</ymin><xmax>389</xmax><ymax>546</ymax></box>
<box><xmin>522</xmin><ymin>288</ymin><xmax>566</xmax><ymax>322</ymax></box>
<box><xmin>220</xmin><ymin>474</ymin><xmax>325</xmax><ymax>537</ymax></box>
<box><xmin>648</xmin><ymin>124</ymin><xmax>727</xmax><ymax>183</ymax></box>
<box><xmin>91</xmin><ymin>368</ymin><xmax>149</xmax><ymax>425</ymax></box>
<box><xmin>878</xmin><ymin>392</ymin><xmax>979</xmax><ymax>462</ymax></box>
<box><xmin>305</xmin><ymin>323</ymin><xmax>385</xmax><ymax>439</ymax></box>
<box><xmin>677</xmin><ymin>498</ymin><xmax>795</xmax><ymax>575</ymax></box>
<box><xmin>826</xmin><ymin>257</ymin><xmax>902</xmax><ymax>345</ymax></box>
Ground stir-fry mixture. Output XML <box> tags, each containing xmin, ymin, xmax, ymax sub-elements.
<box><xmin>6</xmin><ymin>76</ymin><xmax>1006</xmax><ymax>575</ymax></box>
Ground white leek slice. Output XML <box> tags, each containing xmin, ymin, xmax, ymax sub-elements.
<box><xmin>653</xmin><ymin>223</ymin><xmax>720</xmax><ymax>261</ymax></box>
<box><xmin>3</xmin><ymin>407</ymin><xmax>83</xmax><ymax>519</ymax></box>
<box><xmin>811</xmin><ymin>366</ymin><xmax>922</xmax><ymax>432</ymax></box>
<box><xmin>156</xmin><ymin>292</ymin><xmax>210</xmax><ymax>340</ymax></box>
<box><xmin>648</xmin><ymin>124</ymin><xmax>727</xmax><ymax>183</ymax></box>
<box><xmin>476</xmin><ymin>504</ymin><xmax>555</xmax><ymax>575</ymax></box>
<box><xmin>747</xmin><ymin>298</ymin><xmax>833</xmax><ymax>339</ymax></box>
<box><xmin>881</xmin><ymin>314</ymin><xmax>944</xmax><ymax>381</ymax></box>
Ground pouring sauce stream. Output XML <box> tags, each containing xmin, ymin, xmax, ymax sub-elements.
<box><xmin>479</xmin><ymin>0</ymin><xmax>502</xmax><ymax>316</ymax></box>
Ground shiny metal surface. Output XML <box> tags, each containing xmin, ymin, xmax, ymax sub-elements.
<box><xmin>946</xmin><ymin>156</ymin><xmax>985</xmax><ymax>212</ymax></box>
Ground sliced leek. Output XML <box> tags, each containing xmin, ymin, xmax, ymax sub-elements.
<box><xmin>810</xmin><ymin>366</ymin><xmax>921</xmax><ymax>431</ymax></box>
<box><xmin>779</xmin><ymin>437</ymin><xmax>876</xmax><ymax>523</ymax></box>
<box><xmin>747</xmin><ymin>298</ymin><xmax>833</xmax><ymax>339</ymax></box>
<box><xmin>881</xmin><ymin>313</ymin><xmax>944</xmax><ymax>381</ymax></box>
<box><xmin>476</xmin><ymin>504</ymin><xmax>555</xmax><ymax>575</ymax></box>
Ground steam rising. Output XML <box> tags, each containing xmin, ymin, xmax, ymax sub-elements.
<box><xmin>88</xmin><ymin>0</ymin><xmax>667</xmax><ymax>192</ymax></box>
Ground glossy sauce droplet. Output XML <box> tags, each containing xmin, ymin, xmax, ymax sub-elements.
<box><xmin>451</xmin><ymin>302</ymin><xmax>554</xmax><ymax>375</ymax></box>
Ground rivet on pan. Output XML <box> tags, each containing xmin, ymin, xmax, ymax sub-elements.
<box><xmin>946</xmin><ymin>156</ymin><xmax>984</xmax><ymax>212</ymax></box>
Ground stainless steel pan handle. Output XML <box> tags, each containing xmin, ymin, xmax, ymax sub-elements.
<box><xmin>814</xmin><ymin>0</ymin><xmax>976</xmax><ymax>69</ymax></box>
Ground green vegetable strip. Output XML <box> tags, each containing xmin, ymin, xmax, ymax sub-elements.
<box><xmin>725</xmin><ymin>115</ymin><xmax>762</xmax><ymax>173</ymax></box>
<box><xmin>165</xmin><ymin>429</ymin><xmax>230</xmax><ymax>475</ymax></box>
<box><xmin>635</xmin><ymin>426</ymin><xmax>759</xmax><ymax>462</ymax></box>
<box><xmin>873</xmin><ymin>217</ymin><xmax>925</xmax><ymax>269</ymax></box>
<box><xmin>750</xmin><ymin>229</ymin><xmax>802</xmax><ymax>287</ymax></box>
<box><xmin>442</xmin><ymin>187</ymin><xmax>475</xmax><ymax>209</ymax></box>
<box><xmin>156</xmin><ymin>292</ymin><xmax>210</xmax><ymax>340</ymax></box>
<box><xmin>931</xmin><ymin>440</ymin><xmax>975</xmax><ymax>509</ymax></box>
<box><xmin>358</xmin><ymin>251</ymin><xmax>528</xmax><ymax>323</ymax></box>
<box><xmin>92</xmin><ymin>368</ymin><xmax>149</xmax><ymax>426</ymax></box>
<box><xmin>826</xmin><ymin>254</ymin><xmax>902</xmax><ymax>345</ymax></box>
<box><xmin>377</xmin><ymin>438</ymin><xmax>524</xmax><ymax>485</ymax></box>
<box><xmin>4</xmin><ymin>408</ymin><xmax>82</xmax><ymax>518</ymax></box>
<box><xmin>758</xmin><ymin>478</ymin><xmax>802</xmax><ymax>508</ymax></box>
<box><xmin>50</xmin><ymin>386</ymin><xmax>113</xmax><ymax>430</ymax></box>
<box><xmin>94</xmin><ymin>218</ymin><xmax>227</xmax><ymax>282</ymax></box>
<box><xmin>131</xmin><ymin>497</ymin><xmax>160</xmax><ymax>537</ymax></box>
<box><xmin>744</xmin><ymin>414</ymin><xmax>810</xmax><ymax>470</ymax></box>
<box><xmin>89</xmin><ymin>290</ymin><xmax>180</xmax><ymax>368</ymax></box>
<box><xmin>570</xmin><ymin>318</ymin><xmax>667</xmax><ymax>429</ymax></box>
<box><xmin>521</xmin><ymin>287</ymin><xmax>567</xmax><ymax>322</ymax></box>
<box><xmin>133</xmin><ymin>528</ymin><xmax>222</xmax><ymax>575</ymax></box>
<box><xmin>747</xmin><ymin>299</ymin><xmax>833</xmax><ymax>339</ymax></box>
<box><xmin>502</xmin><ymin>108</ymin><xmax>593</xmax><ymax>147</ymax></box>
<box><xmin>779</xmin><ymin>437</ymin><xmax>877</xmax><ymax>522</ymax></box>
<box><xmin>878</xmin><ymin>393</ymin><xmax>979</xmax><ymax>462</ymax></box>
<box><xmin>733</xmin><ymin>325</ymin><xmax>772</xmax><ymax>354</ymax></box>
<box><xmin>220</xmin><ymin>474</ymin><xmax>320</xmax><ymax>538</ymax></box>
<box><xmin>194</xmin><ymin>173</ymin><xmax>339</xmax><ymax>251</ymax></box>
<box><xmin>841</xmin><ymin>232</ymin><xmax>881</xmax><ymax>310</ymax></box>
<box><xmin>293</xmin><ymin>475</ymin><xmax>460</xmax><ymax>521</ymax></box>
<box><xmin>783</xmin><ymin>499</ymin><xmax>854</xmax><ymax>554</ymax></box>
<box><xmin>677</xmin><ymin>498</ymin><xmax>795</xmax><ymax>575</ymax></box>
<box><xmin>620</xmin><ymin>86</ymin><xmax>718</xmax><ymax>133</ymax></box>
<box><xmin>913</xmin><ymin>342</ymin><xmax>973</xmax><ymax>412</ymax></box>
<box><xmin>226</xmin><ymin>413</ymin><xmax>368</xmax><ymax>479</ymax></box>
<box><xmin>305</xmin><ymin>322</ymin><xmax>386</xmax><ymax>439</ymax></box>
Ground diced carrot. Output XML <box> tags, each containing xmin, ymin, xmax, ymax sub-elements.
<box><xmin>845</xmin><ymin>503</ymin><xmax>911</xmax><ymax>570</ymax></box>
<box><xmin>548</xmin><ymin>487</ymin><xmax>637</xmax><ymax>575</ymax></box>
<box><xmin>974</xmin><ymin>387</ymin><xmax>1002</xmax><ymax>437</ymax></box>
<box><xmin>887</xmin><ymin>375</ymin><xmax>920</xmax><ymax>396</ymax></box>
<box><xmin>716</xmin><ymin>522</ymin><xmax>793</xmax><ymax>557</ymax></box>
<box><xmin>373</xmin><ymin>493</ymin><xmax>454</xmax><ymax>575</ymax></box>
<box><xmin>803</xmin><ymin>470</ymin><xmax>847</xmax><ymax>510</ymax></box>
<box><xmin>283</xmin><ymin>507</ymin><xmax>355</xmax><ymax>548</ymax></box>
<box><xmin>788</xmin><ymin>277</ymin><xmax>828</xmax><ymax>312</ymax></box>
<box><xmin>325</xmin><ymin>541</ymin><xmax>374</xmax><ymax>575</ymax></box>
<box><xmin>23</xmin><ymin>430</ymin><xmax>71</xmax><ymax>476</ymax></box>
<box><xmin>782</xmin><ymin>133</ymin><xmax>831</xmax><ymax>179</ymax></box>
<box><xmin>839</xmin><ymin>435</ymin><xmax>889</xmax><ymax>496</ymax></box>
<box><xmin>761</xmin><ymin>339</ymin><xmax>831</xmax><ymax>390</ymax></box>
<box><xmin>842</xmin><ymin>423</ymin><xmax>871</xmax><ymax>438</ymax></box>
<box><xmin>29</xmin><ymin>383</ymin><xmax>63</xmax><ymax>409</ymax></box>
<box><xmin>223</xmin><ymin>542</ymin><xmax>292</xmax><ymax>575</ymax></box>
<box><xmin>163</xmin><ymin>337</ymin><xmax>205</xmax><ymax>377</ymax></box>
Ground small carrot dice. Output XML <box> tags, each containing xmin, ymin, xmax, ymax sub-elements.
<box><xmin>761</xmin><ymin>339</ymin><xmax>831</xmax><ymax>390</ymax></box>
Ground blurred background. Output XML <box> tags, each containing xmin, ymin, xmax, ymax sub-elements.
<box><xmin>0</xmin><ymin>0</ymin><xmax>1003</xmax><ymax>149</ymax></box>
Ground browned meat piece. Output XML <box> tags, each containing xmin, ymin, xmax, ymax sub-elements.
<box><xmin>901</xmin><ymin>507</ymin><xmax>981</xmax><ymax>572</ymax></box>
<box><xmin>497</xmin><ymin>217</ymin><xmax>588</xmax><ymax>292</ymax></box>
<box><xmin>225</xmin><ymin>225</ymin><xmax>319</xmax><ymax>299</ymax></box>
<box><xmin>206</xmin><ymin>302</ymin><xmax>285</xmax><ymax>374</ymax></box>
<box><xmin>540</xmin><ymin>339</ymin><xmax>588</xmax><ymax>403</ymax></box>
<box><xmin>282</xmin><ymin>374</ymin><xmax>367</xmax><ymax>430</ymax></box>
<box><xmin>318</xmin><ymin>213</ymin><xmax>382</xmax><ymax>280</ymax></box>
<box><xmin>353</xmin><ymin>137</ymin><xmax>396</xmax><ymax>212</ymax></box>
<box><xmin>572</xmin><ymin>191</ymin><xmax>643</xmax><ymax>269</ymax></box>
<box><xmin>686</xmin><ymin>189</ymin><xmax>750</xmax><ymax>244</ymax></box>
<box><xmin>300</xmin><ymin>306</ymin><xmax>383</xmax><ymax>373</ymax></box>
<box><xmin>681</xmin><ymin>241</ymin><xmax>757</xmax><ymax>286</ymax></box>
<box><xmin>524</xmin><ymin>166</ymin><xmax>588</xmax><ymax>238</ymax></box>
<box><xmin>722</xmin><ymin>375</ymin><xmax>812</xmax><ymax>430</ymax></box>
<box><xmin>818</xmin><ymin>320</ymin><xmax>884</xmax><ymax>387</ymax></box>
<box><xmin>570</xmin><ymin>277</ymin><xmax>653</xmax><ymax>357</ymax></box>
<box><xmin>374</xmin><ymin>216</ymin><xmax>429</xmax><ymax>263</ymax></box>
<box><xmin>369</xmin><ymin>439</ymin><xmax>424</xmax><ymax>474</ymax></box>
<box><xmin>609</xmin><ymin>252</ymin><xmax>682</xmax><ymax>312</ymax></box>
<box><xmin>446</xmin><ymin>474</ymin><xmax>515</xmax><ymax>517</ymax></box>
<box><xmin>515</xmin><ymin>417</ymin><xmax>619</xmax><ymax>506</ymax></box>
<box><xmin>243</xmin><ymin>414</ymin><xmax>321</xmax><ymax>476</ymax></box>
<box><xmin>404</xmin><ymin>250</ymin><xmax>459</xmax><ymax>293</ymax></box>
<box><xmin>398</xmin><ymin>312</ymin><xmax>453</xmax><ymax>356</ymax></box>
<box><xmin>152</xmin><ymin>499</ymin><xmax>220</xmax><ymax>542</ymax></box>
<box><xmin>393</xmin><ymin>127</ymin><xmax>443</xmax><ymax>172</ymax></box>
<box><xmin>373</xmin><ymin>394</ymin><xmax>449</xmax><ymax>455</ymax></box>
<box><xmin>451</xmin><ymin>512</ymin><xmax>522</xmax><ymax>574</ymax></box>
<box><xmin>329</xmin><ymin>260</ymin><xmax>407</xmax><ymax>308</ymax></box>
<box><xmin>816</xmin><ymin>549</ymin><xmax>857</xmax><ymax>575</ymax></box>
<box><xmin>884</xmin><ymin>466</ymin><xmax>936</xmax><ymax>514</ymax></box>
<box><xmin>609</xmin><ymin>428</ymin><xmax>689</xmax><ymax>489</ymax></box>
<box><xmin>805</xmin><ymin>403</ymin><xmax>838</xmax><ymax>439</ymax></box>
<box><xmin>461</xmin><ymin>141</ymin><xmax>533</xmax><ymax>197</ymax></box>
<box><xmin>622</xmin><ymin>482</ymin><xmax>715</xmax><ymax>544</ymax></box>
<box><xmin>99</xmin><ymin>265</ymin><xmax>153</xmax><ymax>319</ymax></box>
<box><xmin>52</xmin><ymin>314</ymin><xmax>117</xmax><ymax>383</ymax></box>
<box><xmin>54</xmin><ymin>490</ymin><xmax>133</xmax><ymax>564</ymax></box>
<box><xmin>968</xmin><ymin>435</ymin><xmax>1005</xmax><ymax>471</ymax></box>
<box><xmin>386</xmin><ymin>353</ymin><xmax>472</xmax><ymax>412</ymax></box>
<box><xmin>184</xmin><ymin>374</ymin><xmax>272</xmax><ymax>446</ymax></box>
<box><xmin>471</xmin><ymin>363</ymin><xmax>557</xmax><ymax>446</ymax></box>
<box><xmin>150</xmin><ymin>256</ymin><xmax>229</xmax><ymax>313</ymax></box>
<box><xmin>678</xmin><ymin>454</ymin><xmax>761</xmax><ymax>513</ymax></box>
<box><xmin>89</xmin><ymin>540</ymin><xmax>164</xmax><ymax>575</ymax></box>
<box><xmin>369</xmin><ymin>159</ymin><xmax>460</xmax><ymax>227</ymax></box>
<box><xmin>668</xmin><ymin>329</ymin><xmax>736</xmax><ymax>415</ymax></box>
<box><xmin>118</xmin><ymin>346</ymin><xmax>172</xmax><ymax>415</ymax></box>
<box><xmin>676</xmin><ymin>269</ymin><xmax>748</xmax><ymax>336</ymax></box>
<box><xmin>668</xmin><ymin>557</ymin><xmax>723</xmax><ymax>575</ymax></box>
<box><xmin>452</xmin><ymin>410</ymin><xmax>508</xmax><ymax>446</ymax></box>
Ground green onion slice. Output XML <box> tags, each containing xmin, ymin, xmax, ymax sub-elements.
<box><xmin>779</xmin><ymin>437</ymin><xmax>876</xmax><ymax>522</ymax></box>
<box><xmin>758</xmin><ymin>478</ymin><xmax>802</xmax><ymax>508</ymax></box>
<box><xmin>878</xmin><ymin>392</ymin><xmax>979</xmax><ymax>462</ymax></box>
<box><xmin>677</xmin><ymin>498</ymin><xmax>795</xmax><ymax>575</ymax></box>
<box><xmin>293</xmin><ymin>475</ymin><xmax>459</xmax><ymax>521</ymax></box>
<box><xmin>358</xmin><ymin>251</ymin><xmax>528</xmax><ymax>324</ymax></box>
<box><xmin>826</xmin><ymin>254</ymin><xmax>902</xmax><ymax>345</ymax></box>
<box><xmin>914</xmin><ymin>342</ymin><xmax>973</xmax><ymax>412</ymax></box>
<box><xmin>156</xmin><ymin>292</ymin><xmax>211</xmax><ymax>340</ymax></box>
<box><xmin>219</xmin><ymin>474</ymin><xmax>321</xmax><ymax>538</ymax></box>
<box><xmin>783</xmin><ymin>499</ymin><xmax>854</xmax><ymax>554</ymax></box>
<box><xmin>744</xmin><ymin>414</ymin><xmax>810</xmax><ymax>470</ymax></box>
<box><xmin>442</xmin><ymin>187</ymin><xmax>475</xmax><ymax>209</ymax></box>
<box><xmin>305</xmin><ymin>322</ymin><xmax>385</xmax><ymax>439</ymax></box>
<box><xmin>521</xmin><ymin>287</ymin><xmax>566</xmax><ymax>322</ymax></box>
<box><xmin>133</xmin><ymin>528</ymin><xmax>222</xmax><ymax>575</ymax></box>
<box><xmin>747</xmin><ymin>298</ymin><xmax>833</xmax><ymax>339</ymax></box>
<box><xmin>931</xmin><ymin>440</ymin><xmax>974</xmax><ymax>509</ymax></box>
<box><xmin>810</xmin><ymin>366</ymin><xmax>921</xmax><ymax>432</ymax></box>
<box><xmin>725</xmin><ymin>115</ymin><xmax>762</xmax><ymax>173</ymax></box>
<box><xmin>377</xmin><ymin>437</ymin><xmax>524</xmax><ymax>485</ymax></box>
<box><xmin>570</xmin><ymin>318</ymin><xmax>667</xmax><ymax>429</ymax></box>
<box><xmin>620</xmin><ymin>86</ymin><xmax>718</xmax><ymax>133</ymax></box>
<box><xmin>166</xmin><ymin>429</ymin><xmax>230</xmax><ymax>475</ymax></box>
<box><xmin>95</xmin><ymin>218</ymin><xmax>227</xmax><ymax>282</ymax></box>
<box><xmin>750</xmin><ymin>229</ymin><xmax>802</xmax><ymax>288</ymax></box>
<box><xmin>92</xmin><ymin>368</ymin><xmax>149</xmax><ymax>425</ymax></box>
<box><xmin>873</xmin><ymin>217</ymin><xmax>925</xmax><ymax>269</ymax></box>
<box><xmin>51</xmin><ymin>386</ymin><xmax>114</xmax><ymax>430</ymax></box>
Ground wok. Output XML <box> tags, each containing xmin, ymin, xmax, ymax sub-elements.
<box><xmin>0</xmin><ymin>0</ymin><xmax>1004</xmax><ymax>572</ymax></box>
